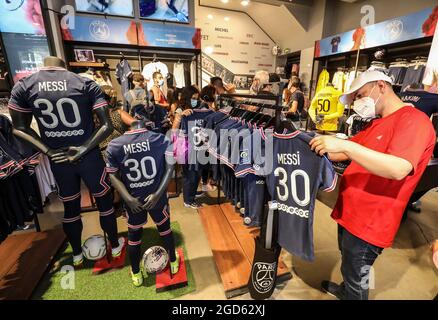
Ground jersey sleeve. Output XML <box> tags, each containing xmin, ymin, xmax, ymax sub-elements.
<box><xmin>105</xmin><ymin>142</ymin><xmax>120</xmax><ymax>173</ymax></box>
<box><xmin>162</xmin><ymin>135</ymin><xmax>176</xmax><ymax>165</ymax></box>
<box><xmin>387</xmin><ymin>112</ymin><xmax>435</xmax><ymax>174</ymax></box>
<box><xmin>8</xmin><ymin>81</ymin><xmax>32</xmax><ymax>113</ymax></box>
<box><xmin>179</xmin><ymin>116</ymin><xmax>188</xmax><ymax>137</ymax></box>
<box><xmin>85</xmin><ymin>80</ymin><xmax>108</xmax><ymax>111</ymax></box>
<box><xmin>308</xmin><ymin>94</ymin><xmax>318</xmax><ymax>121</ymax></box>
<box><xmin>319</xmin><ymin>156</ymin><xmax>338</xmax><ymax>192</ymax></box>
<box><xmin>115</xmin><ymin>64</ymin><xmax>122</xmax><ymax>80</ymax></box>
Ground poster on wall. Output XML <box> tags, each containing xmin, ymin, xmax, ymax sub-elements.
<box><xmin>137</xmin><ymin>22</ymin><xmax>200</xmax><ymax>49</ymax></box>
<box><xmin>197</xmin><ymin>6</ymin><xmax>275</xmax><ymax>77</ymax></box>
<box><xmin>315</xmin><ymin>6</ymin><xmax>438</xmax><ymax>58</ymax></box>
<box><xmin>61</xmin><ymin>15</ymin><xmax>138</xmax><ymax>45</ymax></box>
<box><xmin>75</xmin><ymin>0</ymin><xmax>134</xmax><ymax>17</ymax></box>
<box><xmin>1</xmin><ymin>33</ymin><xmax>50</xmax><ymax>82</ymax></box>
<box><xmin>423</xmin><ymin>13</ymin><xmax>438</xmax><ymax>92</ymax></box>
<box><xmin>139</xmin><ymin>0</ymin><xmax>189</xmax><ymax>23</ymax></box>
<box><xmin>202</xmin><ymin>55</ymin><xmax>234</xmax><ymax>85</ymax></box>
<box><xmin>0</xmin><ymin>0</ymin><xmax>50</xmax><ymax>82</ymax></box>
<box><xmin>0</xmin><ymin>0</ymin><xmax>46</xmax><ymax>34</ymax></box>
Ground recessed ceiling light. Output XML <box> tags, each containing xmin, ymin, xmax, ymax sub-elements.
<box><xmin>241</xmin><ymin>0</ymin><xmax>250</xmax><ymax>6</ymax></box>
<box><xmin>224</xmin><ymin>16</ymin><xmax>230</xmax><ymax>21</ymax></box>
<box><xmin>207</xmin><ymin>14</ymin><xmax>213</xmax><ymax>19</ymax></box>
<box><xmin>205</xmin><ymin>46</ymin><xmax>214</xmax><ymax>55</ymax></box>
<box><xmin>221</xmin><ymin>0</ymin><xmax>229</xmax><ymax>3</ymax></box>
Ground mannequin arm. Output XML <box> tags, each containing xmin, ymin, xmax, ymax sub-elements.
<box><xmin>109</xmin><ymin>172</ymin><xmax>143</xmax><ymax>213</ymax></box>
<box><xmin>143</xmin><ymin>162</ymin><xmax>174</xmax><ymax>210</ymax></box>
<box><xmin>324</xmin><ymin>102</ymin><xmax>345</xmax><ymax>120</ymax></box>
<box><xmin>66</xmin><ymin>107</ymin><xmax>114</xmax><ymax>162</ymax></box>
<box><xmin>10</xmin><ymin>110</ymin><xmax>58</xmax><ymax>157</ymax></box>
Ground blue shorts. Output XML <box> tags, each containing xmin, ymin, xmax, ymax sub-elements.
<box><xmin>50</xmin><ymin>148</ymin><xmax>111</xmax><ymax>202</ymax></box>
<box><xmin>126</xmin><ymin>203</ymin><xmax>170</xmax><ymax>233</ymax></box>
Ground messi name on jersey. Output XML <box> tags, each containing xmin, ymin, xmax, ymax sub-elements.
<box><xmin>123</xmin><ymin>141</ymin><xmax>151</xmax><ymax>155</ymax></box>
<box><xmin>38</xmin><ymin>81</ymin><xmax>68</xmax><ymax>92</ymax></box>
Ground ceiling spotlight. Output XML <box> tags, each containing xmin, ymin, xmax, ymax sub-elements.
<box><xmin>205</xmin><ymin>46</ymin><xmax>214</xmax><ymax>55</ymax></box>
<box><xmin>207</xmin><ymin>14</ymin><xmax>213</xmax><ymax>19</ymax></box>
<box><xmin>224</xmin><ymin>16</ymin><xmax>230</xmax><ymax>21</ymax></box>
<box><xmin>241</xmin><ymin>0</ymin><xmax>250</xmax><ymax>6</ymax></box>
<box><xmin>221</xmin><ymin>0</ymin><xmax>229</xmax><ymax>3</ymax></box>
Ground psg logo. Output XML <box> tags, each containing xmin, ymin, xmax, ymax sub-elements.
<box><xmin>385</xmin><ymin>20</ymin><xmax>403</xmax><ymax>42</ymax></box>
<box><xmin>89</xmin><ymin>20</ymin><xmax>110</xmax><ymax>41</ymax></box>
<box><xmin>252</xmin><ymin>262</ymin><xmax>276</xmax><ymax>294</ymax></box>
<box><xmin>0</xmin><ymin>0</ymin><xmax>24</xmax><ymax>11</ymax></box>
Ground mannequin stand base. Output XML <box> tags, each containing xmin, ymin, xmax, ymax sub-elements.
<box><xmin>92</xmin><ymin>237</ymin><xmax>127</xmax><ymax>275</ymax></box>
<box><xmin>155</xmin><ymin>248</ymin><xmax>188</xmax><ymax>293</ymax></box>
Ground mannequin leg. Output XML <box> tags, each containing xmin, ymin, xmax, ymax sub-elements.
<box><xmin>150</xmin><ymin>204</ymin><xmax>176</xmax><ymax>262</ymax></box>
<box><xmin>80</xmin><ymin>149</ymin><xmax>119</xmax><ymax>248</ymax></box>
<box><xmin>126</xmin><ymin>209</ymin><xmax>148</xmax><ymax>274</ymax></box>
<box><xmin>50</xmin><ymin>162</ymin><xmax>83</xmax><ymax>256</ymax></box>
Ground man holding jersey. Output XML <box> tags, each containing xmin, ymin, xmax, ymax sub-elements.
<box><xmin>310</xmin><ymin>71</ymin><xmax>436</xmax><ymax>300</ymax></box>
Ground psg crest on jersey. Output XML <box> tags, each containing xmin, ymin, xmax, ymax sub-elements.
<box><xmin>89</xmin><ymin>20</ymin><xmax>110</xmax><ymax>41</ymax></box>
<box><xmin>0</xmin><ymin>0</ymin><xmax>24</xmax><ymax>11</ymax></box>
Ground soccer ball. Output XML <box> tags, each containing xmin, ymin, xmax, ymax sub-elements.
<box><xmin>82</xmin><ymin>235</ymin><xmax>107</xmax><ymax>261</ymax></box>
<box><xmin>142</xmin><ymin>246</ymin><xmax>169</xmax><ymax>274</ymax></box>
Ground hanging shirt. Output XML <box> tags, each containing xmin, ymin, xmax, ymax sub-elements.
<box><xmin>173</xmin><ymin>63</ymin><xmax>185</xmax><ymax>88</ymax></box>
<box><xmin>190</xmin><ymin>60</ymin><xmax>197</xmax><ymax>85</ymax></box>
<box><xmin>106</xmin><ymin>128</ymin><xmax>174</xmax><ymax>208</ymax></box>
<box><xmin>115</xmin><ymin>60</ymin><xmax>133</xmax><ymax>97</ymax></box>
<box><xmin>400</xmin><ymin>90</ymin><xmax>438</xmax><ymax>118</ymax></box>
<box><xmin>332</xmin><ymin>106</ymin><xmax>436</xmax><ymax>248</ymax></box>
<box><xmin>180</xmin><ymin>109</ymin><xmax>215</xmax><ymax>170</ymax></box>
<box><xmin>309</xmin><ymin>86</ymin><xmax>345</xmax><ymax>131</ymax></box>
<box><xmin>237</xmin><ymin>128</ymin><xmax>337</xmax><ymax>261</ymax></box>
<box><xmin>315</xmin><ymin>69</ymin><xmax>329</xmax><ymax>94</ymax></box>
<box><xmin>332</xmin><ymin>71</ymin><xmax>346</xmax><ymax>92</ymax></box>
<box><xmin>8</xmin><ymin>67</ymin><xmax>107</xmax><ymax>149</ymax></box>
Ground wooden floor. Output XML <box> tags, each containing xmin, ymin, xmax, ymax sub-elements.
<box><xmin>199</xmin><ymin>203</ymin><xmax>292</xmax><ymax>298</ymax></box>
<box><xmin>0</xmin><ymin>229</ymin><xmax>66</xmax><ymax>300</ymax></box>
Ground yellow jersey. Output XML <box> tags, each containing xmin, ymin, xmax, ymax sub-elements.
<box><xmin>315</xmin><ymin>69</ymin><xmax>329</xmax><ymax>94</ymax></box>
<box><xmin>309</xmin><ymin>86</ymin><xmax>345</xmax><ymax>131</ymax></box>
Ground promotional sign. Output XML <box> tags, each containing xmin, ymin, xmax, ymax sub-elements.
<box><xmin>75</xmin><ymin>0</ymin><xmax>134</xmax><ymax>17</ymax></box>
<box><xmin>0</xmin><ymin>0</ymin><xmax>46</xmax><ymax>34</ymax></box>
<box><xmin>315</xmin><ymin>6</ymin><xmax>438</xmax><ymax>58</ymax></box>
<box><xmin>197</xmin><ymin>6</ymin><xmax>275</xmax><ymax>76</ymax></box>
<box><xmin>423</xmin><ymin>16</ymin><xmax>438</xmax><ymax>91</ymax></box>
<box><xmin>139</xmin><ymin>0</ymin><xmax>189</xmax><ymax>23</ymax></box>
<box><xmin>137</xmin><ymin>22</ymin><xmax>200</xmax><ymax>49</ymax></box>
<box><xmin>61</xmin><ymin>15</ymin><xmax>138</xmax><ymax>45</ymax></box>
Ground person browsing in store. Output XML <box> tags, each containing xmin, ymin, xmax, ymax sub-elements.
<box><xmin>309</xmin><ymin>70</ymin><xmax>436</xmax><ymax>300</ymax></box>
<box><xmin>285</xmin><ymin>76</ymin><xmax>307</xmax><ymax>122</ymax></box>
<box><xmin>172</xmin><ymin>86</ymin><xmax>212</xmax><ymax>209</ymax></box>
<box><xmin>150</xmin><ymin>71</ymin><xmax>169</xmax><ymax>109</ymax></box>
<box><xmin>124</xmin><ymin>73</ymin><xmax>148</xmax><ymax>115</ymax></box>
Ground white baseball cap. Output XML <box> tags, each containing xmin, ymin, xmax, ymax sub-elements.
<box><xmin>340</xmin><ymin>70</ymin><xmax>394</xmax><ymax>105</ymax></box>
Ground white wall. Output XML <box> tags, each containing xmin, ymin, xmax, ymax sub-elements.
<box><xmin>195</xmin><ymin>5</ymin><xmax>276</xmax><ymax>75</ymax></box>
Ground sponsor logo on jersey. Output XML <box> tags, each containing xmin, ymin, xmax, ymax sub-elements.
<box><xmin>239</xmin><ymin>150</ymin><xmax>250</xmax><ymax>164</ymax></box>
<box><xmin>89</xmin><ymin>20</ymin><xmax>110</xmax><ymax>41</ymax></box>
<box><xmin>278</xmin><ymin>203</ymin><xmax>309</xmax><ymax>219</ymax></box>
<box><xmin>252</xmin><ymin>262</ymin><xmax>276</xmax><ymax>294</ymax></box>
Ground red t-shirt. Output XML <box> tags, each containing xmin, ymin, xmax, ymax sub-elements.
<box><xmin>332</xmin><ymin>106</ymin><xmax>436</xmax><ymax>248</ymax></box>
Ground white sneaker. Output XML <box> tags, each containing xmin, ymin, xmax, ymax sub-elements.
<box><xmin>184</xmin><ymin>202</ymin><xmax>202</xmax><ymax>209</ymax></box>
<box><xmin>195</xmin><ymin>191</ymin><xmax>205</xmax><ymax>199</ymax></box>
<box><xmin>112</xmin><ymin>237</ymin><xmax>125</xmax><ymax>258</ymax></box>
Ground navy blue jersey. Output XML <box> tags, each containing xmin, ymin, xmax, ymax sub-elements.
<box><xmin>400</xmin><ymin>90</ymin><xmax>438</xmax><ymax>118</ymax></box>
<box><xmin>180</xmin><ymin>109</ymin><xmax>214</xmax><ymax>169</ymax></box>
<box><xmin>262</xmin><ymin>129</ymin><xmax>337</xmax><ymax>261</ymax></box>
<box><xmin>132</xmin><ymin>104</ymin><xmax>169</xmax><ymax>134</ymax></box>
<box><xmin>8</xmin><ymin>67</ymin><xmax>107</xmax><ymax>149</ymax></box>
<box><xmin>115</xmin><ymin>60</ymin><xmax>133</xmax><ymax>97</ymax></box>
<box><xmin>106</xmin><ymin>128</ymin><xmax>173</xmax><ymax>208</ymax></box>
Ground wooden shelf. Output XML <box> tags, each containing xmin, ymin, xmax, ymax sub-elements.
<box><xmin>69</xmin><ymin>62</ymin><xmax>106</xmax><ymax>68</ymax></box>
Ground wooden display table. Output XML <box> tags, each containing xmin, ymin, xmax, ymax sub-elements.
<box><xmin>199</xmin><ymin>203</ymin><xmax>292</xmax><ymax>299</ymax></box>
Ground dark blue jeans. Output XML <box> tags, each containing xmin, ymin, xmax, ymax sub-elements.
<box><xmin>183</xmin><ymin>165</ymin><xmax>201</xmax><ymax>204</ymax></box>
<box><xmin>338</xmin><ymin>225</ymin><xmax>383</xmax><ymax>300</ymax></box>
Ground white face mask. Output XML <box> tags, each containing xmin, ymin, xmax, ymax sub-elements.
<box><xmin>158</xmin><ymin>79</ymin><xmax>164</xmax><ymax>86</ymax></box>
<box><xmin>353</xmin><ymin>85</ymin><xmax>381</xmax><ymax>119</ymax></box>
